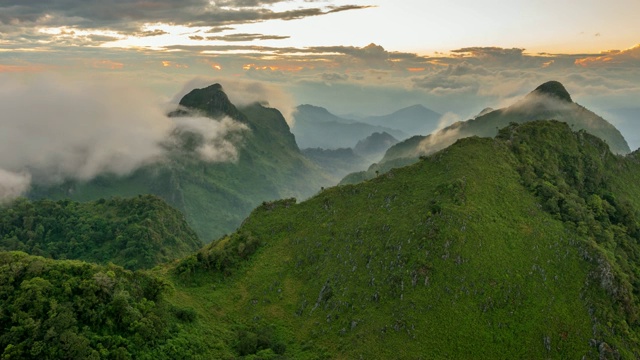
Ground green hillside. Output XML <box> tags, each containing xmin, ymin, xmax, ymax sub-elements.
<box><xmin>5</xmin><ymin>120</ymin><xmax>640</xmax><ymax>358</ymax></box>
<box><xmin>166</xmin><ymin>120</ymin><xmax>640</xmax><ymax>358</ymax></box>
<box><xmin>342</xmin><ymin>81</ymin><xmax>631</xmax><ymax>185</ymax></box>
<box><xmin>30</xmin><ymin>84</ymin><xmax>331</xmax><ymax>242</ymax></box>
<box><xmin>0</xmin><ymin>195</ymin><xmax>201</xmax><ymax>270</ymax></box>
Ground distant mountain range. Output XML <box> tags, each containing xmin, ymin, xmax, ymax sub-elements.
<box><xmin>291</xmin><ymin>104</ymin><xmax>407</xmax><ymax>149</ymax></box>
<box><xmin>356</xmin><ymin>104</ymin><xmax>442</xmax><ymax>135</ymax></box>
<box><xmin>342</xmin><ymin>81</ymin><xmax>631</xmax><ymax>184</ymax></box>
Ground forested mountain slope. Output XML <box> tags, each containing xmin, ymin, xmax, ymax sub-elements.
<box><xmin>31</xmin><ymin>84</ymin><xmax>330</xmax><ymax>242</ymax></box>
<box><xmin>0</xmin><ymin>195</ymin><xmax>201</xmax><ymax>270</ymax></box>
<box><xmin>5</xmin><ymin>120</ymin><xmax>640</xmax><ymax>359</ymax></box>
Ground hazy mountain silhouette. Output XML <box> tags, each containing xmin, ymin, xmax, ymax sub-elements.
<box><xmin>291</xmin><ymin>104</ymin><xmax>407</xmax><ymax>149</ymax></box>
<box><xmin>358</xmin><ymin>104</ymin><xmax>442</xmax><ymax>136</ymax></box>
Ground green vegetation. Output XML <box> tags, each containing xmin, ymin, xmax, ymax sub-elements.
<box><xmin>30</xmin><ymin>84</ymin><xmax>331</xmax><ymax>242</ymax></box>
<box><xmin>5</xmin><ymin>119</ymin><xmax>640</xmax><ymax>358</ymax></box>
<box><xmin>0</xmin><ymin>195</ymin><xmax>201</xmax><ymax>270</ymax></box>
<box><xmin>0</xmin><ymin>251</ymin><xmax>195</xmax><ymax>359</ymax></box>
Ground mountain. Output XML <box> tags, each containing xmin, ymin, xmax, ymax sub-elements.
<box><xmin>342</xmin><ymin>81</ymin><xmax>631</xmax><ymax>184</ymax></box>
<box><xmin>169</xmin><ymin>121</ymin><xmax>640</xmax><ymax>358</ymax></box>
<box><xmin>291</xmin><ymin>104</ymin><xmax>407</xmax><ymax>149</ymax></box>
<box><xmin>30</xmin><ymin>84</ymin><xmax>331</xmax><ymax>241</ymax></box>
<box><xmin>359</xmin><ymin>104</ymin><xmax>442</xmax><ymax>136</ymax></box>
<box><xmin>302</xmin><ymin>147</ymin><xmax>369</xmax><ymax>183</ymax></box>
<box><xmin>0</xmin><ymin>195</ymin><xmax>201</xmax><ymax>270</ymax></box>
<box><xmin>5</xmin><ymin>120</ymin><xmax>640</xmax><ymax>358</ymax></box>
<box><xmin>353</xmin><ymin>131</ymin><xmax>399</xmax><ymax>161</ymax></box>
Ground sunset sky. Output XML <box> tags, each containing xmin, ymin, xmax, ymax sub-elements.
<box><xmin>1</xmin><ymin>0</ymin><xmax>639</xmax><ymax>146</ymax></box>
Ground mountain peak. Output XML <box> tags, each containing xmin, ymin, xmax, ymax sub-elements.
<box><xmin>177</xmin><ymin>83</ymin><xmax>245</xmax><ymax>120</ymax></box>
<box><xmin>530</xmin><ymin>81</ymin><xmax>573</xmax><ymax>103</ymax></box>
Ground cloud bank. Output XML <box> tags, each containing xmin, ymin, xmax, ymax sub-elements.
<box><xmin>0</xmin><ymin>74</ymin><xmax>248</xmax><ymax>201</ymax></box>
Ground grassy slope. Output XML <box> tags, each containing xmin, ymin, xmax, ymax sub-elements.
<box><xmin>167</xmin><ymin>121</ymin><xmax>640</xmax><ymax>358</ymax></box>
<box><xmin>6</xmin><ymin>121</ymin><xmax>640</xmax><ymax>359</ymax></box>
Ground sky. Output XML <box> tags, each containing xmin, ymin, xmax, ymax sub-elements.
<box><xmin>1</xmin><ymin>0</ymin><xmax>639</xmax><ymax>147</ymax></box>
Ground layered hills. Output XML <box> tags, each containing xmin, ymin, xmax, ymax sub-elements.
<box><xmin>358</xmin><ymin>104</ymin><xmax>442</xmax><ymax>136</ymax></box>
<box><xmin>291</xmin><ymin>104</ymin><xmax>407</xmax><ymax>149</ymax></box>
<box><xmin>30</xmin><ymin>84</ymin><xmax>330</xmax><ymax>241</ymax></box>
<box><xmin>3</xmin><ymin>120</ymin><xmax>640</xmax><ymax>358</ymax></box>
<box><xmin>3</xmin><ymin>82</ymin><xmax>640</xmax><ymax>358</ymax></box>
<box><xmin>341</xmin><ymin>81</ymin><xmax>631</xmax><ymax>185</ymax></box>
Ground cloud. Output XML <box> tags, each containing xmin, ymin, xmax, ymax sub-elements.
<box><xmin>0</xmin><ymin>1</ymin><xmax>373</xmax><ymax>35</ymax></box>
<box><xmin>0</xmin><ymin>73</ymin><xmax>248</xmax><ymax>199</ymax></box>
<box><xmin>308</xmin><ymin>43</ymin><xmax>395</xmax><ymax>68</ymax></box>
<box><xmin>575</xmin><ymin>44</ymin><xmax>640</xmax><ymax>68</ymax></box>
<box><xmin>204</xmin><ymin>33</ymin><xmax>290</xmax><ymax>42</ymax></box>
<box><xmin>320</xmin><ymin>73</ymin><xmax>349</xmax><ymax>83</ymax></box>
<box><xmin>417</xmin><ymin>112</ymin><xmax>463</xmax><ymax>155</ymax></box>
<box><xmin>0</xmin><ymin>169</ymin><xmax>31</xmax><ymax>203</ymax></box>
<box><xmin>171</xmin><ymin>116</ymin><xmax>248</xmax><ymax>162</ymax></box>
<box><xmin>451</xmin><ymin>47</ymin><xmax>525</xmax><ymax>58</ymax></box>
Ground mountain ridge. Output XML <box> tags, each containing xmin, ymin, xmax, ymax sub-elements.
<box><xmin>342</xmin><ymin>81</ymin><xmax>631</xmax><ymax>185</ymax></box>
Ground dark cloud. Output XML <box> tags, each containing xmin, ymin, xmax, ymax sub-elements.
<box><xmin>451</xmin><ymin>47</ymin><xmax>526</xmax><ymax>59</ymax></box>
<box><xmin>137</xmin><ymin>29</ymin><xmax>169</xmax><ymax>37</ymax></box>
<box><xmin>320</xmin><ymin>73</ymin><xmax>349</xmax><ymax>82</ymax></box>
<box><xmin>0</xmin><ymin>1</ymin><xmax>373</xmax><ymax>34</ymax></box>
<box><xmin>206</xmin><ymin>33</ymin><xmax>290</xmax><ymax>42</ymax></box>
<box><xmin>214</xmin><ymin>0</ymin><xmax>291</xmax><ymax>7</ymax></box>
<box><xmin>205</xmin><ymin>26</ymin><xmax>236</xmax><ymax>33</ymax></box>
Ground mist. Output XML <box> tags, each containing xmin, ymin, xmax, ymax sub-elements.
<box><xmin>170</xmin><ymin>116</ymin><xmax>248</xmax><ymax>162</ymax></box>
<box><xmin>0</xmin><ymin>74</ymin><xmax>248</xmax><ymax>202</ymax></box>
<box><xmin>417</xmin><ymin>112</ymin><xmax>463</xmax><ymax>156</ymax></box>
<box><xmin>0</xmin><ymin>169</ymin><xmax>31</xmax><ymax>204</ymax></box>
